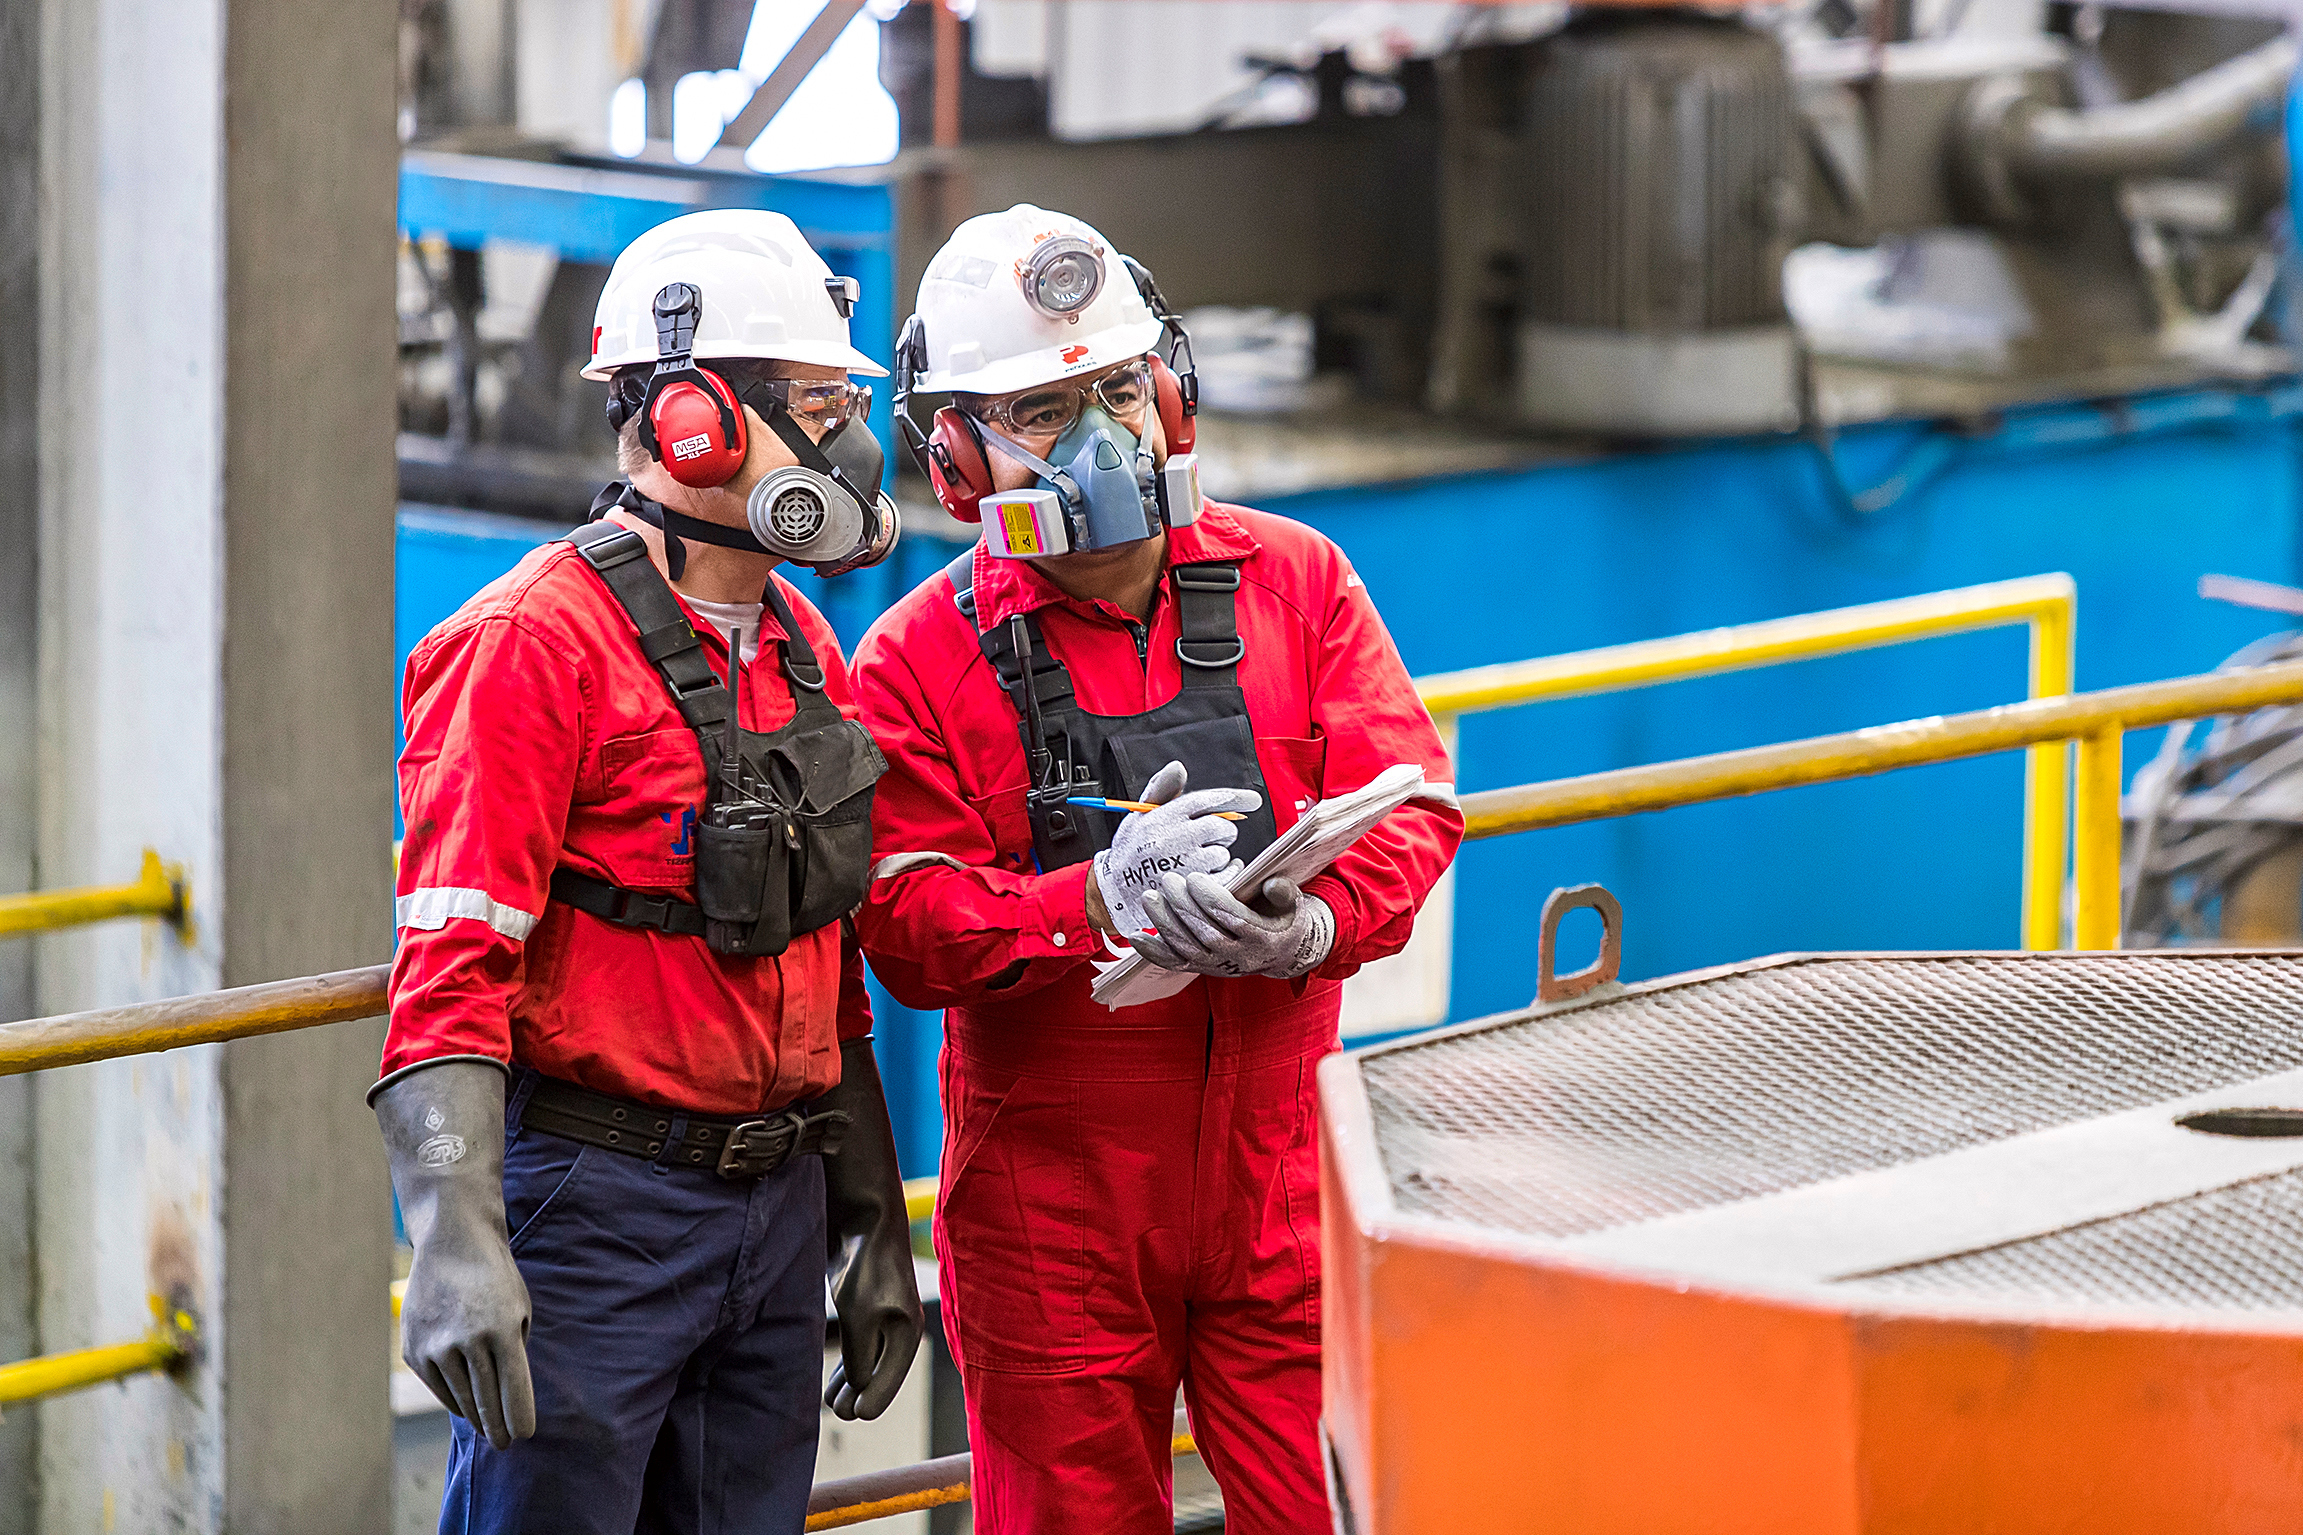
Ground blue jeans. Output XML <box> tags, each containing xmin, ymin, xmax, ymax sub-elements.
<box><xmin>438</xmin><ymin>1107</ymin><xmax>828</xmax><ymax>1535</ymax></box>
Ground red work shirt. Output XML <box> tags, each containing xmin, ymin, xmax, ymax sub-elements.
<box><xmin>381</xmin><ymin>513</ymin><xmax>872</xmax><ymax>1116</ymax></box>
<box><xmin>852</xmin><ymin>501</ymin><xmax>1461</xmax><ymax>1037</ymax></box>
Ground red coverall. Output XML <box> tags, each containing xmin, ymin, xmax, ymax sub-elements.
<box><xmin>853</xmin><ymin>503</ymin><xmax>1461</xmax><ymax>1533</ymax></box>
<box><xmin>385</xmin><ymin>519</ymin><xmax>872</xmax><ymax>1107</ymax></box>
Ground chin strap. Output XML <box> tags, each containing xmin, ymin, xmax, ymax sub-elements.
<box><xmin>591</xmin><ymin>481</ymin><xmax>772</xmax><ymax>581</ymax></box>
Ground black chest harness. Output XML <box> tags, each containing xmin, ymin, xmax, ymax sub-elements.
<box><xmin>551</xmin><ymin>520</ymin><xmax>886</xmax><ymax>956</ymax></box>
<box><xmin>946</xmin><ymin>547</ymin><xmax>1277</xmax><ymax>874</ymax></box>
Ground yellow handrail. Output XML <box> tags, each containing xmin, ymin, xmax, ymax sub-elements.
<box><xmin>0</xmin><ymin>849</ymin><xmax>188</xmax><ymax>940</ymax></box>
<box><xmin>1459</xmin><ymin>659</ymin><xmax>2303</xmax><ymax>949</ymax></box>
<box><xmin>1417</xmin><ymin>574</ymin><xmax>2076</xmax><ymax>950</ymax></box>
<box><xmin>0</xmin><ymin>1295</ymin><xmax>196</xmax><ymax>1408</ymax></box>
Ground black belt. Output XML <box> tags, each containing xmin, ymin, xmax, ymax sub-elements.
<box><xmin>518</xmin><ymin>1074</ymin><xmax>849</xmax><ymax>1180</ymax></box>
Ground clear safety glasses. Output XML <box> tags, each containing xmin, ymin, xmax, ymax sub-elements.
<box><xmin>748</xmin><ymin>376</ymin><xmax>875</xmax><ymax>433</ymax></box>
<box><xmin>962</xmin><ymin>358</ymin><xmax>1154</xmax><ymax>437</ymax></box>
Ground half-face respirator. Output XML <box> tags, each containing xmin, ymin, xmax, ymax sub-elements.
<box><xmin>605</xmin><ymin>282</ymin><xmax>899</xmax><ymax>578</ymax></box>
<box><xmin>896</xmin><ymin>254</ymin><xmax>1202</xmax><ymax>560</ymax></box>
<box><xmin>971</xmin><ymin>406</ymin><xmax>1202</xmax><ymax>560</ymax></box>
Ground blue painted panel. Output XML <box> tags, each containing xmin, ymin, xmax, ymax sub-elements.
<box><xmin>1264</xmin><ymin>385</ymin><xmax>2303</xmax><ymax>1020</ymax></box>
<box><xmin>398</xmin><ymin>153</ymin><xmax>890</xmax><ymax>267</ymax></box>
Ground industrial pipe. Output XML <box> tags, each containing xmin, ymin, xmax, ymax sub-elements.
<box><xmin>0</xmin><ymin>964</ymin><xmax>388</xmax><ymax>1079</ymax></box>
<box><xmin>0</xmin><ymin>1296</ymin><xmax>196</xmax><ymax>1408</ymax></box>
<box><xmin>804</xmin><ymin>1420</ymin><xmax>1199</xmax><ymax>1530</ymax></box>
<box><xmin>1964</xmin><ymin>33</ymin><xmax>2297</xmax><ymax>200</ymax></box>
<box><xmin>0</xmin><ymin>848</ymin><xmax>186</xmax><ymax>940</ymax></box>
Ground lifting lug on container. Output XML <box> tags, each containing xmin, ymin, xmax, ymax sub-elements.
<box><xmin>1535</xmin><ymin>883</ymin><xmax>1623</xmax><ymax>1006</ymax></box>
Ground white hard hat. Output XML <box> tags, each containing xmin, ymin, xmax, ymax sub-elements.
<box><xmin>584</xmin><ymin>209</ymin><xmax>887</xmax><ymax>380</ymax></box>
<box><xmin>911</xmin><ymin>205</ymin><xmax>1165</xmax><ymax>397</ymax></box>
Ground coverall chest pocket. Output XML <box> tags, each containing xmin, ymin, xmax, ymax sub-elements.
<box><xmin>1252</xmin><ymin>733</ymin><xmax>1328</xmax><ymax>835</ymax></box>
<box><xmin>937</xmin><ymin>1057</ymin><xmax>1087</xmax><ymax>1374</ymax></box>
<box><xmin>592</xmin><ymin>729</ymin><xmax>704</xmax><ymax>888</ymax></box>
<box><xmin>963</xmin><ymin>784</ymin><xmax>1037</xmax><ymax>875</ymax></box>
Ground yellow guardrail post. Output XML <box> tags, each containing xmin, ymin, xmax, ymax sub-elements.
<box><xmin>2025</xmin><ymin>600</ymin><xmax>2076</xmax><ymax>949</ymax></box>
<box><xmin>0</xmin><ymin>1294</ymin><xmax>196</xmax><ymax>1410</ymax></box>
<box><xmin>0</xmin><ymin>849</ymin><xmax>188</xmax><ymax>940</ymax></box>
<box><xmin>2072</xmin><ymin>723</ymin><xmax>2126</xmax><ymax>951</ymax></box>
<box><xmin>1415</xmin><ymin>574</ymin><xmax>2078</xmax><ymax>950</ymax></box>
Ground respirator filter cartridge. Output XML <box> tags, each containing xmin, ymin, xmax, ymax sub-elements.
<box><xmin>747</xmin><ymin>465</ymin><xmax>867</xmax><ymax>566</ymax></box>
<box><xmin>982</xmin><ymin>488</ymin><xmax>1070</xmax><ymax>559</ymax></box>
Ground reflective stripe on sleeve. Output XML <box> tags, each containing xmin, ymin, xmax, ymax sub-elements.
<box><xmin>394</xmin><ymin>886</ymin><xmax>539</xmax><ymax>941</ymax></box>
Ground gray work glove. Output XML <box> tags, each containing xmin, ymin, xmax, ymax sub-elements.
<box><xmin>1091</xmin><ymin>761</ymin><xmax>1262</xmax><ymax>940</ymax></box>
<box><xmin>373</xmin><ymin>1060</ymin><xmax>536</xmax><ymax>1450</ymax></box>
<box><xmin>1135</xmin><ymin>873</ymin><xmax>1337</xmax><ymax>980</ymax></box>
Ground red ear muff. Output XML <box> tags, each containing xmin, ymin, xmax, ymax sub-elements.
<box><xmin>1150</xmin><ymin>355</ymin><xmax>1194</xmax><ymax>456</ymax></box>
<box><xmin>926</xmin><ymin>406</ymin><xmax>996</xmax><ymax>522</ymax></box>
<box><xmin>647</xmin><ymin>369</ymin><xmax>747</xmax><ymax>488</ymax></box>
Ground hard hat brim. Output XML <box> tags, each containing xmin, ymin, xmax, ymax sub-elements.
<box><xmin>914</xmin><ymin>316</ymin><xmax>1166</xmax><ymax>398</ymax></box>
<box><xmin>582</xmin><ymin>337</ymin><xmax>891</xmax><ymax>382</ymax></box>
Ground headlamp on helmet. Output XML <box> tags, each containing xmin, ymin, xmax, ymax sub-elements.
<box><xmin>1020</xmin><ymin>236</ymin><xmax>1106</xmax><ymax>320</ymax></box>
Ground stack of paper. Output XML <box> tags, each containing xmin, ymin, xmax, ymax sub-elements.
<box><xmin>1090</xmin><ymin>763</ymin><xmax>1448</xmax><ymax>1009</ymax></box>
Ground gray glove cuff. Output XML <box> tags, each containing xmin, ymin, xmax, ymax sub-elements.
<box><xmin>1278</xmin><ymin>894</ymin><xmax>1337</xmax><ymax>979</ymax></box>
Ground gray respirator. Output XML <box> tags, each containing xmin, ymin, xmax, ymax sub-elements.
<box><xmin>977</xmin><ymin>408</ymin><xmax>1201</xmax><ymax>560</ymax></box>
<box><xmin>744</xmin><ymin>409</ymin><xmax>901</xmax><ymax>577</ymax></box>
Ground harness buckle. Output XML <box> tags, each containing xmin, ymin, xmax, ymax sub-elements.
<box><xmin>1173</xmin><ymin>564</ymin><xmax>1241</xmax><ymax>592</ymax></box>
<box><xmin>1177</xmin><ymin>636</ymin><xmax>1247</xmax><ymax>669</ymax></box>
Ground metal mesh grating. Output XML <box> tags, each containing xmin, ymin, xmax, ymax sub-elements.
<box><xmin>1361</xmin><ymin>953</ymin><xmax>2303</xmax><ymax>1240</ymax></box>
<box><xmin>1839</xmin><ymin>1168</ymin><xmax>2303</xmax><ymax>1310</ymax></box>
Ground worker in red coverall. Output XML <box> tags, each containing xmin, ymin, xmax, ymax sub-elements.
<box><xmin>375</xmin><ymin>210</ymin><xmax>920</xmax><ymax>1535</ymax></box>
<box><xmin>852</xmin><ymin>204</ymin><xmax>1462</xmax><ymax>1533</ymax></box>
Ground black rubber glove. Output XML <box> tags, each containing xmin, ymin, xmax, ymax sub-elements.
<box><xmin>372</xmin><ymin>1059</ymin><xmax>537</xmax><ymax>1450</ymax></box>
<box><xmin>819</xmin><ymin>1037</ymin><xmax>924</xmax><ymax>1421</ymax></box>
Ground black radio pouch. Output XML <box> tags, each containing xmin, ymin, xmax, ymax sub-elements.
<box><xmin>551</xmin><ymin>520</ymin><xmax>886</xmax><ymax>957</ymax></box>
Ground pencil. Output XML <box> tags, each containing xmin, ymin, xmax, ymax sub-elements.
<box><xmin>1065</xmin><ymin>795</ymin><xmax>1247</xmax><ymax>821</ymax></box>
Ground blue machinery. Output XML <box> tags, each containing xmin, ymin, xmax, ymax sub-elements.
<box><xmin>399</xmin><ymin>153</ymin><xmax>2303</xmax><ymax>1174</ymax></box>
<box><xmin>398</xmin><ymin>151</ymin><xmax>897</xmax><ymax>455</ymax></box>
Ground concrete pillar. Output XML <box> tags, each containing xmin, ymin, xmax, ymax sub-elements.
<box><xmin>218</xmin><ymin>0</ymin><xmax>401</xmax><ymax>1522</ymax></box>
<box><xmin>30</xmin><ymin>0</ymin><xmax>398</xmax><ymax>1526</ymax></box>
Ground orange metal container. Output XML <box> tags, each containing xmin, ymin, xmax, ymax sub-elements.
<box><xmin>1320</xmin><ymin>949</ymin><xmax>2303</xmax><ymax>1533</ymax></box>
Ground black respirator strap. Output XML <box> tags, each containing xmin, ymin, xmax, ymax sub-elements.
<box><xmin>599</xmin><ymin>481</ymin><xmax>773</xmax><ymax>580</ymax></box>
<box><xmin>750</xmin><ymin>394</ymin><xmax>880</xmax><ymax>515</ymax></box>
<box><xmin>977</xmin><ymin>428</ymin><xmax>1084</xmax><ymax>511</ymax></box>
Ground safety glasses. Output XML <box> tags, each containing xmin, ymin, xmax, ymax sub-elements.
<box><xmin>962</xmin><ymin>358</ymin><xmax>1154</xmax><ymax>437</ymax></box>
<box><xmin>745</xmin><ymin>376</ymin><xmax>875</xmax><ymax>433</ymax></box>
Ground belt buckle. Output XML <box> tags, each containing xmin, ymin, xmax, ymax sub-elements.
<box><xmin>615</xmin><ymin>891</ymin><xmax>675</xmax><ymax>929</ymax></box>
<box><xmin>715</xmin><ymin>1113</ymin><xmax>798</xmax><ymax>1180</ymax></box>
